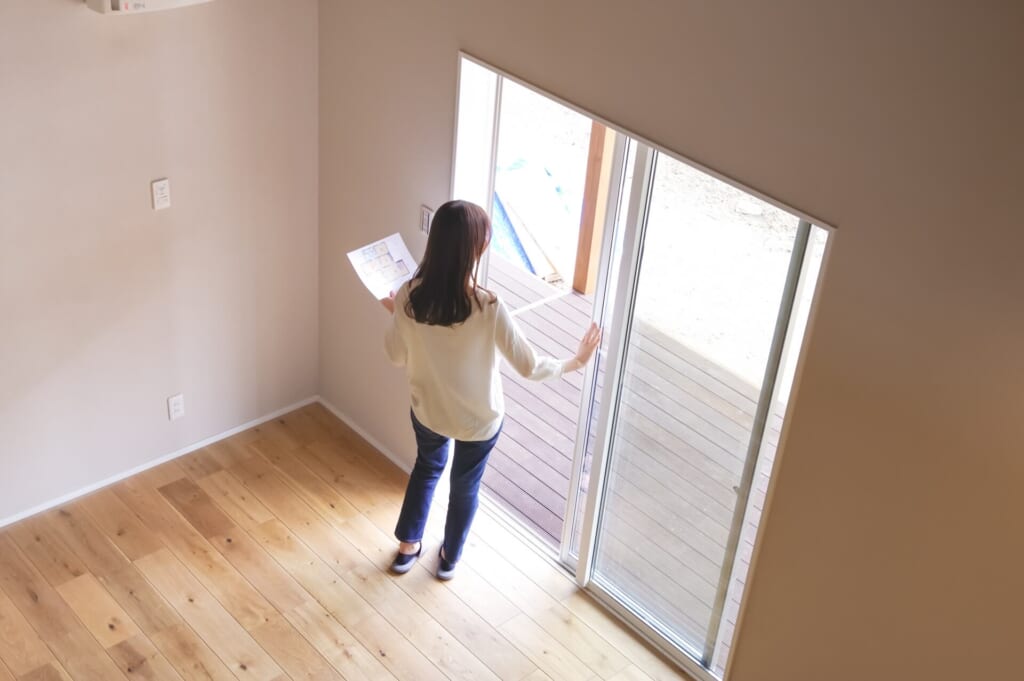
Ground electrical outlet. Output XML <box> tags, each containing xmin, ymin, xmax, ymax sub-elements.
<box><xmin>420</xmin><ymin>205</ymin><xmax>433</xmax><ymax>234</ymax></box>
<box><xmin>167</xmin><ymin>393</ymin><xmax>185</xmax><ymax>421</ymax></box>
<box><xmin>151</xmin><ymin>178</ymin><xmax>171</xmax><ymax>211</ymax></box>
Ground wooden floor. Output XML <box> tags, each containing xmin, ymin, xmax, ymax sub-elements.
<box><xmin>485</xmin><ymin>254</ymin><xmax>781</xmax><ymax>674</ymax></box>
<box><xmin>0</xmin><ymin>403</ymin><xmax>691</xmax><ymax>681</ymax></box>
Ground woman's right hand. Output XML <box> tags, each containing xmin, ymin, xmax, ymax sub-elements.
<box><xmin>380</xmin><ymin>291</ymin><xmax>397</xmax><ymax>314</ymax></box>
<box><xmin>571</xmin><ymin>322</ymin><xmax>602</xmax><ymax>370</ymax></box>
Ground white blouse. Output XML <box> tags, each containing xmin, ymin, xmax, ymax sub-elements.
<box><xmin>384</xmin><ymin>281</ymin><xmax>567</xmax><ymax>441</ymax></box>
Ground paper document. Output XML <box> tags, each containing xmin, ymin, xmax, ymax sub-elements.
<box><xmin>347</xmin><ymin>233</ymin><xmax>417</xmax><ymax>300</ymax></box>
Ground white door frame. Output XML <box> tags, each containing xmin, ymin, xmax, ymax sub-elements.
<box><xmin>572</xmin><ymin>142</ymin><xmax>655</xmax><ymax>584</ymax></box>
<box><xmin>558</xmin><ymin>132</ymin><xmax>630</xmax><ymax>566</ymax></box>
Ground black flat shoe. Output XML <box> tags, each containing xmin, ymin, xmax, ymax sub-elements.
<box><xmin>437</xmin><ymin>547</ymin><xmax>457</xmax><ymax>581</ymax></box>
<box><xmin>390</xmin><ymin>544</ymin><xmax>421</xmax><ymax>574</ymax></box>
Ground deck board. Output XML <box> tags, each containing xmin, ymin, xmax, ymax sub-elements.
<box><xmin>485</xmin><ymin>253</ymin><xmax>781</xmax><ymax>669</ymax></box>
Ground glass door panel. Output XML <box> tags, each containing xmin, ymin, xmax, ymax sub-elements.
<box><xmin>587</xmin><ymin>149</ymin><xmax>814</xmax><ymax>669</ymax></box>
<box><xmin>452</xmin><ymin>58</ymin><xmax>499</xmax><ymax>210</ymax></box>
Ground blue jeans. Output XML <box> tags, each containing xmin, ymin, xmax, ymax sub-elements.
<box><xmin>394</xmin><ymin>410</ymin><xmax>502</xmax><ymax>563</ymax></box>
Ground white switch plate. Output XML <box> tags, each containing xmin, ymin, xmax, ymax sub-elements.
<box><xmin>167</xmin><ymin>393</ymin><xmax>185</xmax><ymax>421</ymax></box>
<box><xmin>420</xmin><ymin>205</ymin><xmax>433</xmax><ymax>234</ymax></box>
<box><xmin>151</xmin><ymin>178</ymin><xmax>171</xmax><ymax>211</ymax></box>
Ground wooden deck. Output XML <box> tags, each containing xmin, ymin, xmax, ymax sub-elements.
<box><xmin>484</xmin><ymin>253</ymin><xmax>783</xmax><ymax>674</ymax></box>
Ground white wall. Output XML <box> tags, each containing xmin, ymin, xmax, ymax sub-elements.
<box><xmin>0</xmin><ymin>0</ymin><xmax>319</xmax><ymax>522</ymax></box>
<box><xmin>318</xmin><ymin>1</ymin><xmax>1024</xmax><ymax>680</ymax></box>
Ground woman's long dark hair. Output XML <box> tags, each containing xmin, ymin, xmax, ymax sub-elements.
<box><xmin>405</xmin><ymin>200</ymin><xmax>492</xmax><ymax>326</ymax></box>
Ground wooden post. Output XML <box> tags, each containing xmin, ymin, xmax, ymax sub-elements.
<box><xmin>573</xmin><ymin>121</ymin><xmax>616</xmax><ymax>295</ymax></box>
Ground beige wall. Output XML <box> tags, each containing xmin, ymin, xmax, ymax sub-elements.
<box><xmin>0</xmin><ymin>0</ymin><xmax>319</xmax><ymax>522</ymax></box>
<box><xmin>319</xmin><ymin>1</ymin><xmax>1024</xmax><ymax>679</ymax></box>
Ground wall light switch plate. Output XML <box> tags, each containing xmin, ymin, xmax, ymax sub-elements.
<box><xmin>167</xmin><ymin>393</ymin><xmax>185</xmax><ymax>421</ymax></box>
<box><xmin>420</xmin><ymin>205</ymin><xmax>433</xmax><ymax>234</ymax></box>
<box><xmin>152</xmin><ymin>178</ymin><xmax>171</xmax><ymax>211</ymax></box>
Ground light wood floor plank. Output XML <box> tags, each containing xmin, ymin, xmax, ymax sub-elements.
<box><xmin>458</xmin><ymin>530</ymin><xmax>564</xmax><ymax>619</ymax></box>
<box><xmin>39</xmin><ymin>509</ymin><xmax>182</xmax><ymax>638</ymax></box>
<box><xmin>0</xmin><ymin>537</ymin><xmax>129</xmax><ymax>680</ymax></box>
<box><xmin>212</xmin><ymin>520</ymin><xmax>390</xmax><ymax>681</ymax></box>
<box><xmin>245</xmin><ymin>427</ymin><xmax>541</xmax><ymax>681</ymax></box>
<box><xmin>351</xmin><ymin>613</ymin><xmax>449</xmax><ymax>681</ymax></box>
<box><xmin>41</xmin><ymin>507</ymin><xmax>131</xmax><ymax>578</ymax></box>
<box><xmin>234</xmin><ymin>450</ymin><xmax>506</xmax><ymax>681</ymax></box>
<box><xmin>5</xmin><ymin>519</ymin><xmax>88</xmax><ymax>588</ymax></box>
<box><xmin>248</xmin><ymin>614</ymin><xmax>343</xmax><ymax>681</ymax></box>
<box><xmin>249</xmin><ymin>419</ymin><xmax>303</xmax><ymax>455</ymax></box>
<box><xmin>472</xmin><ymin>512</ymin><xmax>580</xmax><ymax>601</ymax></box>
<box><xmin>264</xmin><ymin>419</ymin><xmax>676</xmax><ymax>681</ymax></box>
<box><xmin>274</xmin><ymin>409</ymin><xmax>336</xmax><ymax>448</ymax></box>
<box><xmin>162</xmin><ymin>480</ymin><xmax>396</xmax><ymax>681</ymax></box>
<box><xmin>175</xmin><ymin>448</ymin><xmax>225</xmax><ymax>481</ymax></box>
<box><xmin>196</xmin><ymin>471</ymin><xmax>275</xmax><ymax>532</ymax></box>
<box><xmin>528</xmin><ymin>604</ymin><xmax>631</xmax><ymax>679</ymax></box>
<box><xmin>327</xmin><ymin>511</ymin><xmax>396</xmax><ymax>570</ymax></box>
<box><xmin>499</xmin><ymin>613</ymin><xmax>595</xmax><ymax>681</ymax></box>
<box><xmin>205</xmin><ymin>529</ymin><xmax>310</xmax><ymax>616</ymax></box>
<box><xmin>0</xmin><ymin>405</ymin><xmax>692</xmax><ymax>681</ymax></box>
<box><xmin>303</xmin><ymin>403</ymin><xmax>354</xmax><ymax>441</ymax></box>
<box><xmin>349</xmin><ymin>493</ymin><xmax>532</xmax><ymax>624</ymax></box>
<box><xmin>131</xmin><ymin>463</ymin><xmax>189</xmax><ymax>490</ymax></box>
<box><xmin>0</xmin><ymin>589</ymin><xmax>57</xmax><ymax>676</ymax></box>
<box><xmin>112</xmin><ymin>477</ymin><xmax>277</xmax><ymax>630</ymax></box>
<box><xmin>343</xmin><ymin>563</ymin><xmax>501</xmax><ymax>681</ymax></box>
<box><xmin>106</xmin><ymin>635</ymin><xmax>184</xmax><ymax>681</ymax></box>
<box><xmin>358</xmin><ymin>484</ymin><xmax>683</xmax><ymax>681</ymax></box>
<box><xmin>201</xmin><ymin>518</ymin><xmax>392</xmax><ymax>680</ymax></box>
<box><xmin>521</xmin><ymin>670</ymin><xmax>556</xmax><ymax>681</ymax></box>
<box><xmin>608</xmin><ymin>664</ymin><xmax>658</xmax><ymax>681</ymax></box>
<box><xmin>251</xmin><ymin>520</ymin><xmax>443</xmax><ymax>681</ymax></box>
<box><xmin>77</xmin><ymin>490</ymin><xmax>163</xmax><ymax>562</ymax></box>
<box><xmin>204</xmin><ymin>438</ymin><xmax>260</xmax><ymax>471</ymax></box>
<box><xmin>148</xmin><ymin>624</ymin><xmax>237</xmax><ymax>681</ymax></box>
<box><xmin>301</xmin><ymin>440</ymin><xmax>400</xmax><ymax>511</ymax></box>
<box><xmin>366</xmin><ymin>496</ymin><xmax>682</xmax><ymax>681</ymax></box>
<box><xmin>157</xmin><ymin>478</ymin><xmax>236</xmax><ymax>540</ymax></box>
<box><xmin>561</xmin><ymin>592</ymin><xmax>688</xmax><ymax>681</ymax></box>
<box><xmin>248</xmin><ymin>440</ymin><xmax>361</xmax><ymax>524</ymax></box>
<box><xmin>134</xmin><ymin>549</ymin><xmax>282</xmax><ymax>681</ymax></box>
<box><xmin>54</xmin><ymin>573</ymin><xmax>141</xmax><ymax>649</ymax></box>
<box><xmin>227</xmin><ymin>456</ymin><xmax>366</xmax><ymax>575</ymax></box>
<box><xmin>16</xmin><ymin>664</ymin><xmax>72</xmax><ymax>681</ymax></box>
<box><xmin>418</xmin><ymin>548</ymin><xmax>522</xmax><ymax>626</ymax></box>
<box><xmin>283</xmin><ymin>602</ymin><xmax>397</xmax><ymax>681</ymax></box>
<box><xmin>396</xmin><ymin>562</ymin><xmax>538</xmax><ymax>681</ymax></box>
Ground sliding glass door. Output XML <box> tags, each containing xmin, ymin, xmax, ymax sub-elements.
<box><xmin>572</xmin><ymin>143</ymin><xmax>826</xmax><ymax>677</ymax></box>
<box><xmin>451</xmin><ymin>52</ymin><xmax>831</xmax><ymax>680</ymax></box>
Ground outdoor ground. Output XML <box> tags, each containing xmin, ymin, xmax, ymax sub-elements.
<box><xmin>494</xmin><ymin>79</ymin><xmax>822</xmax><ymax>387</ymax></box>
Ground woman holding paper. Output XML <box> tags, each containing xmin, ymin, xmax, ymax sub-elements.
<box><xmin>381</xmin><ymin>199</ymin><xmax>601</xmax><ymax>579</ymax></box>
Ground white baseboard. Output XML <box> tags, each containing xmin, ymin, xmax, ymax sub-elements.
<box><xmin>317</xmin><ymin>397</ymin><xmax>412</xmax><ymax>474</ymax></box>
<box><xmin>0</xmin><ymin>395</ymin><xmax>320</xmax><ymax>530</ymax></box>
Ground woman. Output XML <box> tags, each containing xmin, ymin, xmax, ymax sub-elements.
<box><xmin>382</xmin><ymin>199</ymin><xmax>600</xmax><ymax>579</ymax></box>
